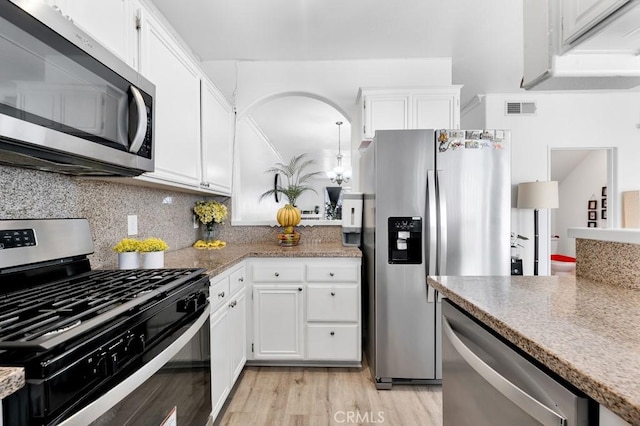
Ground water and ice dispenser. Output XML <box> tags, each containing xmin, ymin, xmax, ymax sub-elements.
<box><xmin>341</xmin><ymin>192</ymin><xmax>363</xmax><ymax>246</ymax></box>
<box><xmin>388</xmin><ymin>217</ymin><xmax>422</xmax><ymax>264</ymax></box>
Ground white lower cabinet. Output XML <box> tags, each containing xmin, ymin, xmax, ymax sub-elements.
<box><xmin>252</xmin><ymin>285</ymin><xmax>304</xmax><ymax>360</ymax></box>
<box><xmin>248</xmin><ymin>257</ymin><xmax>361</xmax><ymax>364</ymax></box>
<box><xmin>209</xmin><ymin>263</ymin><xmax>246</xmax><ymax>422</ymax></box>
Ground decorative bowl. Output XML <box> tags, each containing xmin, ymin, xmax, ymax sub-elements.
<box><xmin>277</xmin><ymin>232</ymin><xmax>300</xmax><ymax>247</ymax></box>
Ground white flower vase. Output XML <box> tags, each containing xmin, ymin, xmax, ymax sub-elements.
<box><xmin>118</xmin><ymin>252</ymin><xmax>140</xmax><ymax>270</ymax></box>
<box><xmin>142</xmin><ymin>251</ymin><xmax>165</xmax><ymax>269</ymax></box>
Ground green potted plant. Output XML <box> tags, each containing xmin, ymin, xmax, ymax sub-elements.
<box><xmin>139</xmin><ymin>237</ymin><xmax>169</xmax><ymax>269</ymax></box>
<box><xmin>259</xmin><ymin>154</ymin><xmax>322</xmax><ymax>243</ymax></box>
<box><xmin>112</xmin><ymin>238</ymin><xmax>141</xmax><ymax>269</ymax></box>
<box><xmin>193</xmin><ymin>200</ymin><xmax>228</xmax><ymax>244</ymax></box>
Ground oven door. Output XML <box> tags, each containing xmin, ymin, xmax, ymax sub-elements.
<box><xmin>60</xmin><ymin>306</ymin><xmax>211</xmax><ymax>426</ymax></box>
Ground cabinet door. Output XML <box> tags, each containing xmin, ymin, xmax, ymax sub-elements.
<box><xmin>59</xmin><ymin>0</ymin><xmax>135</xmax><ymax>66</ymax></box>
<box><xmin>210</xmin><ymin>306</ymin><xmax>231</xmax><ymax>421</ymax></box>
<box><xmin>363</xmin><ymin>94</ymin><xmax>409</xmax><ymax>139</ymax></box>
<box><xmin>140</xmin><ymin>14</ymin><xmax>201</xmax><ymax>187</ymax></box>
<box><xmin>229</xmin><ymin>290</ymin><xmax>246</xmax><ymax>382</ymax></box>
<box><xmin>412</xmin><ymin>92</ymin><xmax>459</xmax><ymax>130</ymax></box>
<box><xmin>562</xmin><ymin>0</ymin><xmax>630</xmax><ymax>44</ymax></box>
<box><xmin>253</xmin><ymin>285</ymin><xmax>304</xmax><ymax>360</ymax></box>
<box><xmin>201</xmin><ymin>80</ymin><xmax>234</xmax><ymax>195</ymax></box>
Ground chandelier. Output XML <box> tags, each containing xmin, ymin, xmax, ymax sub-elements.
<box><xmin>326</xmin><ymin>121</ymin><xmax>351</xmax><ymax>186</ymax></box>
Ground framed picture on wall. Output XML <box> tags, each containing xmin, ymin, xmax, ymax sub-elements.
<box><xmin>602</xmin><ymin>186</ymin><xmax>607</xmax><ymax>197</ymax></box>
<box><xmin>588</xmin><ymin>221</ymin><xmax>597</xmax><ymax>228</ymax></box>
<box><xmin>588</xmin><ymin>200</ymin><xmax>597</xmax><ymax>210</ymax></box>
<box><xmin>588</xmin><ymin>211</ymin><xmax>597</xmax><ymax>220</ymax></box>
<box><xmin>602</xmin><ymin>198</ymin><xmax>607</xmax><ymax>209</ymax></box>
<box><xmin>602</xmin><ymin>210</ymin><xmax>607</xmax><ymax>220</ymax></box>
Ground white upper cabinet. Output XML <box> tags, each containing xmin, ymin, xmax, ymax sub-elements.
<box><xmin>201</xmin><ymin>80</ymin><xmax>234</xmax><ymax>195</ymax></box>
<box><xmin>522</xmin><ymin>0</ymin><xmax>640</xmax><ymax>90</ymax></box>
<box><xmin>358</xmin><ymin>87</ymin><xmax>460</xmax><ymax>140</ymax></box>
<box><xmin>139</xmin><ymin>12</ymin><xmax>202</xmax><ymax>188</ymax></box>
<box><xmin>562</xmin><ymin>0</ymin><xmax>631</xmax><ymax>44</ymax></box>
<box><xmin>44</xmin><ymin>0</ymin><xmax>138</xmax><ymax>68</ymax></box>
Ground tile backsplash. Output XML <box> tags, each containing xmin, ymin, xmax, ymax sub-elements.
<box><xmin>0</xmin><ymin>165</ymin><xmax>342</xmax><ymax>269</ymax></box>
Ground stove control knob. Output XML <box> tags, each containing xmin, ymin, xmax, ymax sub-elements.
<box><xmin>197</xmin><ymin>292</ymin><xmax>207</xmax><ymax>308</ymax></box>
<box><xmin>87</xmin><ymin>352</ymin><xmax>107</xmax><ymax>379</ymax></box>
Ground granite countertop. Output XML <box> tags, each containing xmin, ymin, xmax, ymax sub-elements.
<box><xmin>427</xmin><ymin>275</ymin><xmax>640</xmax><ymax>425</ymax></box>
<box><xmin>0</xmin><ymin>367</ymin><xmax>24</xmax><ymax>399</ymax></box>
<box><xmin>164</xmin><ymin>241</ymin><xmax>361</xmax><ymax>276</ymax></box>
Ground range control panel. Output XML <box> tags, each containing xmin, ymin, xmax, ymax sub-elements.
<box><xmin>0</xmin><ymin>229</ymin><xmax>36</xmax><ymax>249</ymax></box>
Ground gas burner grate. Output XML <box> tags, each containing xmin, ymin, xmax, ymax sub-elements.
<box><xmin>0</xmin><ymin>268</ymin><xmax>206</xmax><ymax>348</ymax></box>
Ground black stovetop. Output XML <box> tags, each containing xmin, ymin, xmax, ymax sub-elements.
<box><xmin>0</xmin><ymin>267</ymin><xmax>206</xmax><ymax>350</ymax></box>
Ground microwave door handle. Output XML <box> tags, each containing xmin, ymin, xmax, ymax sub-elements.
<box><xmin>128</xmin><ymin>86</ymin><xmax>148</xmax><ymax>153</ymax></box>
<box><xmin>442</xmin><ymin>317</ymin><xmax>567</xmax><ymax>426</ymax></box>
<box><xmin>436</xmin><ymin>170</ymin><xmax>447</xmax><ymax>275</ymax></box>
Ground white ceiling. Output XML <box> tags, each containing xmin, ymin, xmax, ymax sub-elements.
<box><xmin>150</xmin><ymin>0</ymin><xmax>525</xmax><ymax>171</ymax></box>
<box><xmin>550</xmin><ymin>149</ymin><xmax>592</xmax><ymax>182</ymax></box>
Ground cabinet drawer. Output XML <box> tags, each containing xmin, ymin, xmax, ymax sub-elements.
<box><xmin>229</xmin><ymin>266</ymin><xmax>246</xmax><ymax>295</ymax></box>
<box><xmin>252</xmin><ymin>265</ymin><xmax>305</xmax><ymax>282</ymax></box>
<box><xmin>306</xmin><ymin>324</ymin><xmax>359</xmax><ymax>361</ymax></box>
<box><xmin>306</xmin><ymin>285</ymin><xmax>359</xmax><ymax>322</ymax></box>
<box><xmin>210</xmin><ymin>276</ymin><xmax>230</xmax><ymax>312</ymax></box>
<box><xmin>306</xmin><ymin>265</ymin><xmax>358</xmax><ymax>282</ymax></box>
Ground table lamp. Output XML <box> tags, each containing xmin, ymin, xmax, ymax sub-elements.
<box><xmin>517</xmin><ymin>181</ymin><xmax>559</xmax><ymax>275</ymax></box>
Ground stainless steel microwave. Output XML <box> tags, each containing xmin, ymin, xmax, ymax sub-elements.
<box><xmin>0</xmin><ymin>0</ymin><xmax>154</xmax><ymax>176</ymax></box>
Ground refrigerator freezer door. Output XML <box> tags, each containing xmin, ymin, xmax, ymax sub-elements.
<box><xmin>372</xmin><ymin>130</ymin><xmax>437</xmax><ymax>381</ymax></box>
<box><xmin>436</xmin><ymin>130</ymin><xmax>511</xmax><ymax>276</ymax></box>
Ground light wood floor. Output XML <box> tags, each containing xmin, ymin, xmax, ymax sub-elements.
<box><xmin>216</xmin><ymin>356</ymin><xmax>443</xmax><ymax>426</ymax></box>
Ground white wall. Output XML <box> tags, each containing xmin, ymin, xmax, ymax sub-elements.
<box><xmin>479</xmin><ymin>91</ymin><xmax>640</xmax><ymax>275</ymax></box>
<box><xmin>210</xmin><ymin>58</ymin><xmax>453</xmax><ymax>223</ymax></box>
<box><xmin>552</xmin><ymin>149</ymin><xmax>608</xmax><ymax>257</ymax></box>
<box><xmin>233</xmin><ymin>118</ymin><xmax>281</xmax><ymax>221</ymax></box>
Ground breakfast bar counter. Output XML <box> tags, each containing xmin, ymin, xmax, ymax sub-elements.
<box><xmin>427</xmin><ymin>275</ymin><xmax>640</xmax><ymax>425</ymax></box>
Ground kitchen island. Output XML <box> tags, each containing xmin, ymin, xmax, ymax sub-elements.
<box><xmin>427</xmin><ymin>275</ymin><xmax>640</xmax><ymax>425</ymax></box>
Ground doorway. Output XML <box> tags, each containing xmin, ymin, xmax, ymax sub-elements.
<box><xmin>549</xmin><ymin>147</ymin><xmax>617</xmax><ymax>258</ymax></box>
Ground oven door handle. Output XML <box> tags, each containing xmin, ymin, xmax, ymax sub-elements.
<box><xmin>59</xmin><ymin>305</ymin><xmax>210</xmax><ymax>426</ymax></box>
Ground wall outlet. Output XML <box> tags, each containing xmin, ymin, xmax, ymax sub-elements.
<box><xmin>192</xmin><ymin>214</ymin><xmax>199</xmax><ymax>229</ymax></box>
<box><xmin>127</xmin><ymin>215</ymin><xmax>138</xmax><ymax>236</ymax></box>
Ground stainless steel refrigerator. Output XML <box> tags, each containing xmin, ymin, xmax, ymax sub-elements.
<box><xmin>360</xmin><ymin>129</ymin><xmax>510</xmax><ymax>389</ymax></box>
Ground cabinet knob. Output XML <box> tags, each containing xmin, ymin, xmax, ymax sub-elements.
<box><xmin>330</xmin><ymin>331</ymin><xmax>335</xmax><ymax>336</ymax></box>
<box><xmin>329</xmin><ymin>272</ymin><xmax>334</xmax><ymax>277</ymax></box>
<box><xmin>298</xmin><ymin>287</ymin><xmax>303</xmax><ymax>292</ymax></box>
<box><xmin>218</xmin><ymin>291</ymin><xmax>225</xmax><ymax>298</ymax></box>
<box><xmin>330</xmin><ymin>292</ymin><xmax>336</xmax><ymax>296</ymax></box>
<box><xmin>274</xmin><ymin>272</ymin><xmax>280</xmax><ymax>277</ymax></box>
<box><xmin>229</xmin><ymin>300</ymin><xmax>237</xmax><ymax>308</ymax></box>
<box><xmin>239</xmin><ymin>277</ymin><xmax>244</xmax><ymax>282</ymax></box>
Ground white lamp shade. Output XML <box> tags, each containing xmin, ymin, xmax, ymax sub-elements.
<box><xmin>517</xmin><ymin>181</ymin><xmax>559</xmax><ymax>209</ymax></box>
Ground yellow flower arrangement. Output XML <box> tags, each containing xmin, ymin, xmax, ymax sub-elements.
<box><xmin>193</xmin><ymin>239</ymin><xmax>227</xmax><ymax>250</ymax></box>
<box><xmin>112</xmin><ymin>237</ymin><xmax>168</xmax><ymax>253</ymax></box>
<box><xmin>139</xmin><ymin>237</ymin><xmax>169</xmax><ymax>252</ymax></box>
<box><xmin>193</xmin><ymin>201</ymin><xmax>227</xmax><ymax>226</ymax></box>
<box><xmin>112</xmin><ymin>238</ymin><xmax>141</xmax><ymax>253</ymax></box>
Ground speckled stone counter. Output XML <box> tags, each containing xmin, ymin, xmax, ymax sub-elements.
<box><xmin>0</xmin><ymin>367</ymin><xmax>24</xmax><ymax>399</ymax></box>
<box><xmin>164</xmin><ymin>241</ymin><xmax>361</xmax><ymax>277</ymax></box>
<box><xmin>427</xmin><ymin>275</ymin><xmax>640</xmax><ymax>426</ymax></box>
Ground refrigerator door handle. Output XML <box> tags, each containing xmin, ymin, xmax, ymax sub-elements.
<box><xmin>436</xmin><ymin>170</ymin><xmax>448</xmax><ymax>276</ymax></box>
<box><xmin>427</xmin><ymin>170</ymin><xmax>438</xmax><ymax>277</ymax></box>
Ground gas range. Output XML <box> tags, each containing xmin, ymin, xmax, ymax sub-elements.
<box><xmin>0</xmin><ymin>219</ymin><xmax>210</xmax><ymax>425</ymax></box>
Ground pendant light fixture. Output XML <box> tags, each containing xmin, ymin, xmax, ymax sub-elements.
<box><xmin>326</xmin><ymin>121</ymin><xmax>351</xmax><ymax>186</ymax></box>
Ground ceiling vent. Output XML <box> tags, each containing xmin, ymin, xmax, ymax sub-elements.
<box><xmin>505</xmin><ymin>101</ymin><xmax>537</xmax><ymax>115</ymax></box>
